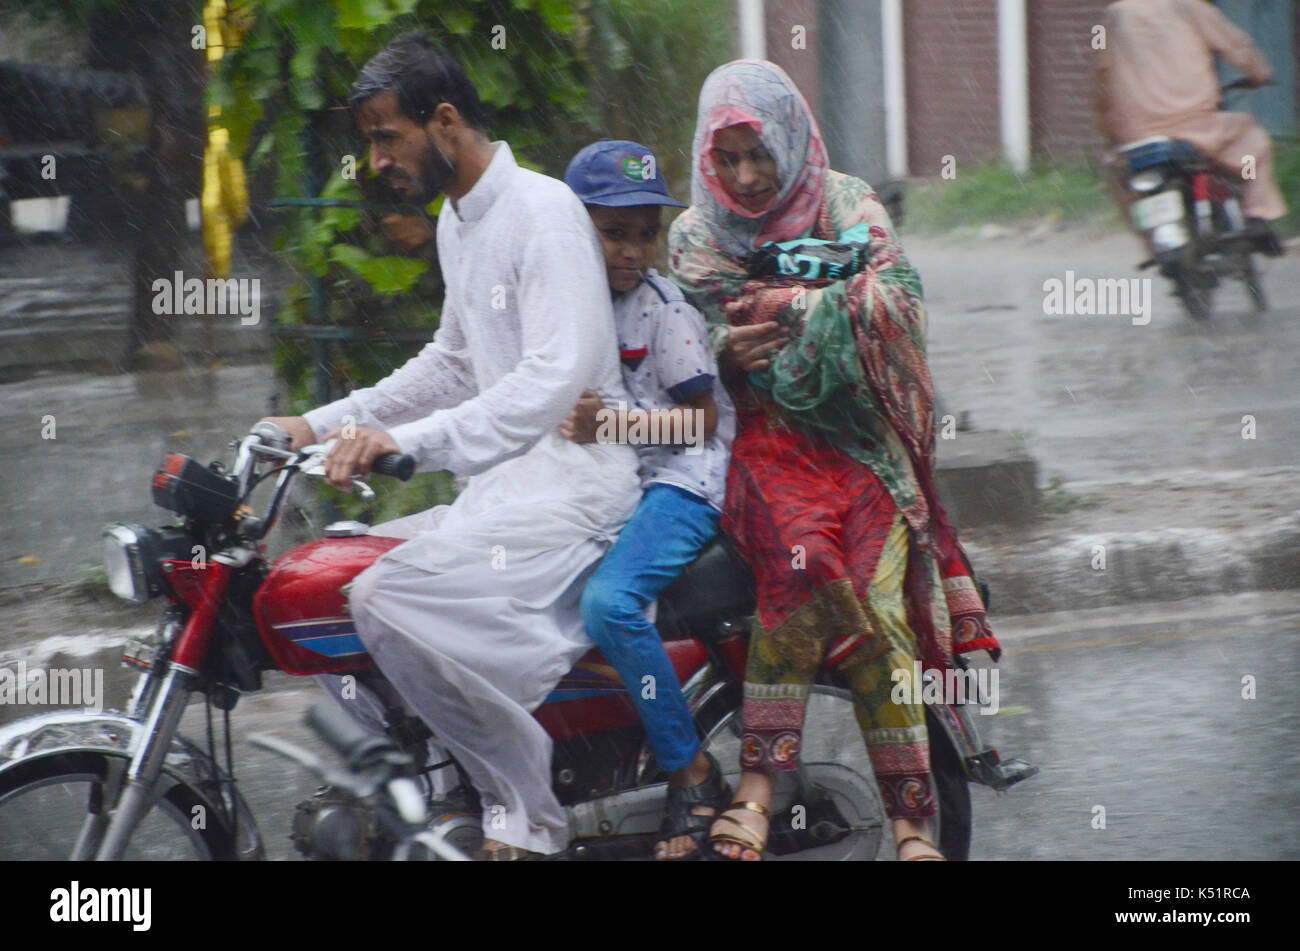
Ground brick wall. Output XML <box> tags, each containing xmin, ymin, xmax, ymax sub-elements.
<box><xmin>1028</xmin><ymin>0</ymin><xmax>1111</xmax><ymax>163</ymax></box>
<box><xmin>904</xmin><ymin>0</ymin><xmax>1002</xmax><ymax>176</ymax></box>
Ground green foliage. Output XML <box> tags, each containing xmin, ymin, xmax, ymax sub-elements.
<box><xmin>212</xmin><ymin>0</ymin><xmax>733</xmax><ymax>521</ymax></box>
<box><xmin>1272</xmin><ymin>136</ymin><xmax>1300</xmax><ymax>237</ymax></box>
<box><xmin>904</xmin><ymin>161</ymin><xmax>1119</xmax><ymax>237</ymax></box>
<box><xmin>583</xmin><ymin>0</ymin><xmax>735</xmax><ymax>205</ymax></box>
<box><xmin>212</xmin><ymin>0</ymin><xmax>600</xmax><ymax>518</ymax></box>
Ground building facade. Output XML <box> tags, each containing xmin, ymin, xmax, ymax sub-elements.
<box><xmin>752</xmin><ymin>0</ymin><xmax>1296</xmax><ymax>182</ymax></box>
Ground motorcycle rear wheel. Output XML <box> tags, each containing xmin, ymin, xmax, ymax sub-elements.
<box><xmin>0</xmin><ymin>752</ymin><xmax>232</xmax><ymax>860</ymax></box>
<box><xmin>1244</xmin><ymin>257</ymin><xmax>1267</xmax><ymax>313</ymax></box>
<box><xmin>1174</xmin><ymin>270</ymin><xmax>1214</xmax><ymax>321</ymax></box>
<box><xmin>926</xmin><ymin>705</ymin><xmax>972</xmax><ymax>861</ymax></box>
<box><xmin>669</xmin><ymin>686</ymin><xmax>972</xmax><ymax>860</ymax></box>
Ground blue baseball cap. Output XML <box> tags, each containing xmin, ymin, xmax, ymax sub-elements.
<box><xmin>564</xmin><ymin>139</ymin><xmax>686</xmax><ymax>208</ymax></box>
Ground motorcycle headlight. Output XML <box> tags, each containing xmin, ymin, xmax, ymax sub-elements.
<box><xmin>102</xmin><ymin>524</ymin><xmax>188</xmax><ymax>603</ymax></box>
<box><xmin>1128</xmin><ymin>171</ymin><xmax>1164</xmax><ymax>194</ymax></box>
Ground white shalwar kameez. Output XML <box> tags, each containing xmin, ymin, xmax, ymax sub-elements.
<box><xmin>303</xmin><ymin>142</ymin><xmax>640</xmax><ymax>854</ymax></box>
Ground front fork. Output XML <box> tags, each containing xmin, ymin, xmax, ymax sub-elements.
<box><xmin>82</xmin><ymin>667</ymin><xmax>196</xmax><ymax>860</ymax></box>
<box><xmin>82</xmin><ymin>564</ymin><xmax>231</xmax><ymax>860</ymax></box>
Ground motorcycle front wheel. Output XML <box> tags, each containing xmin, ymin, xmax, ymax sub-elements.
<box><xmin>0</xmin><ymin>752</ymin><xmax>231</xmax><ymax>860</ymax></box>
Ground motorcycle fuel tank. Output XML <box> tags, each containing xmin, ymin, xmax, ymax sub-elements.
<box><xmin>253</xmin><ymin>536</ymin><xmax>402</xmax><ymax>676</ymax></box>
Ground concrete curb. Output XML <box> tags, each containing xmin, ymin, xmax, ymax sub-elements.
<box><xmin>936</xmin><ymin>429</ymin><xmax>1037</xmax><ymax>527</ymax></box>
<box><xmin>963</xmin><ymin>469</ymin><xmax>1300</xmax><ymax>618</ymax></box>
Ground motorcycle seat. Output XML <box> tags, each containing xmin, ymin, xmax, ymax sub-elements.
<box><xmin>1116</xmin><ymin>136</ymin><xmax>1203</xmax><ymax>172</ymax></box>
<box><xmin>656</xmin><ymin>534</ymin><xmax>757</xmax><ymax>642</ymax></box>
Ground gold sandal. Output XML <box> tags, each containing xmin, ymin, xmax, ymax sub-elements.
<box><xmin>707</xmin><ymin>800</ymin><xmax>770</xmax><ymax>861</ymax></box>
<box><xmin>896</xmin><ymin>834</ymin><xmax>945</xmax><ymax>861</ymax></box>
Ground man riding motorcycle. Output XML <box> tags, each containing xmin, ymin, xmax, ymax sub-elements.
<box><xmin>1095</xmin><ymin>0</ymin><xmax>1287</xmax><ymax>249</ymax></box>
<box><xmin>262</xmin><ymin>31</ymin><xmax>641</xmax><ymax>860</ymax></box>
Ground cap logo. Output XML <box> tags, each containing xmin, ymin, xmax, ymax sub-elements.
<box><xmin>619</xmin><ymin>153</ymin><xmax>656</xmax><ymax>182</ymax></box>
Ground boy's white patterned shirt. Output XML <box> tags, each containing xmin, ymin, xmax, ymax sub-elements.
<box><xmin>612</xmin><ymin>269</ymin><xmax>734</xmax><ymax>511</ymax></box>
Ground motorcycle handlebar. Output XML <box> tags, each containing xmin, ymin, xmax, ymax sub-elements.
<box><xmin>371</xmin><ymin>453</ymin><xmax>416</xmax><ymax>481</ymax></box>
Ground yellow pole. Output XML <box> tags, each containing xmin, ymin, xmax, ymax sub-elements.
<box><xmin>202</xmin><ymin>0</ymin><xmax>249</xmax><ymax>358</ymax></box>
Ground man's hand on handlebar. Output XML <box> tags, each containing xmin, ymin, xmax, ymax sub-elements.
<box><xmin>258</xmin><ymin>416</ymin><xmax>317</xmax><ymax>451</ymax></box>
<box><xmin>318</xmin><ymin>425</ymin><xmax>403</xmax><ymax>490</ymax></box>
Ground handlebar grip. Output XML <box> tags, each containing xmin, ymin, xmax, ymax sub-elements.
<box><xmin>306</xmin><ymin>700</ymin><xmax>392</xmax><ymax>767</ymax></box>
<box><xmin>371</xmin><ymin>453</ymin><xmax>416</xmax><ymax>481</ymax></box>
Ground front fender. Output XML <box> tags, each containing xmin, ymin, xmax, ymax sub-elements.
<box><xmin>0</xmin><ymin>709</ymin><xmax>264</xmax><ymax>860</ymax></box>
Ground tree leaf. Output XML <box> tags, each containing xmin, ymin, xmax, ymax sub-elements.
<box><xmin>337</xmin><ymin>0</ymin><xmax>400</xmax><ymax>31</ymax></box>
<box><xmin>330</xmin><ymin>245</ymin><xmax>428</xmax><ymax>294</ymax></box>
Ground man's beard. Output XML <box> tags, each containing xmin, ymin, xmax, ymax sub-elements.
<box><xmin>391</xmin><ymin>133</ymin><xmax>456</xmax><ymax>203</ymax></box>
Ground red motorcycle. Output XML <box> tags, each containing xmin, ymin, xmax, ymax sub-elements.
<box><xmin>0</xmin><ymin>422</ymin><xmax>1033</xmax><ymax>860</ymax></box>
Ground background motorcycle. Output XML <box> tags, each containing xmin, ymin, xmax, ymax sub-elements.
<box><xmin>1111</xmin><ymin>80</ymin><xmax>1280</xmax><ymax>322</ymax></box>
<box><xmin>0</xmin><ymin>422</ymin><xmax>1033</xmax><ymax>860</ymax></box>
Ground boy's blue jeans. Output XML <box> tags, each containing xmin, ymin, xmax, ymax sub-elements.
<box><xmin>580</xmin><ymin>483</ymin><xmax>720</xmax><ymax>773</ymax></box>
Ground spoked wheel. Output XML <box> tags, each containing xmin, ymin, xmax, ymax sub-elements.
<box><xmin>0</xmin><ymin>752</ymin><xmax>230</xmax><ymax>860</ymax></box>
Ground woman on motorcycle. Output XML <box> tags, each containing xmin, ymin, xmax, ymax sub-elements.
<box><xmin>668</xmin><ymin>60</ymin><xmax>1000</xmax><ymax>861</ymax></box>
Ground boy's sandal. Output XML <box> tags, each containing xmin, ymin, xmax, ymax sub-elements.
<box><xmin>707</xmin><ymin>800</ymin><xmax>770</xmax><ymax>862</ymax></box>
<box><xmin>896</xmin><ymin>834</ymin><xmax>945</xmax><ymax>861</ymax></box>
<box><xmin>655</xmin><ymin>753</ymin><xmax>732</xmax><ymax>861</ymax></box>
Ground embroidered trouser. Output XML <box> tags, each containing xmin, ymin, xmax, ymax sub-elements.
<box><xmin>724</xmin><ymin>419</ymin><xmax>936</xmax><ymax>819</ymax></box>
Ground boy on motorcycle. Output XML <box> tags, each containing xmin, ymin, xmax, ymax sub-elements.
<box><xmin>559</xmin><ymin>140</ymin><xmax>737</xmax><ymax>860</ymax></box>
<box><xmin>1096</xmin><ymin>0</ymin><xmax>1287</xmax><ymax>247</ymax></box>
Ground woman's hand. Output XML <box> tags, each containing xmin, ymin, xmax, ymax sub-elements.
<box><xmin>559</xmin><ymin>389</ymin><xmax>606</xmax><ymax>444</ymax></box>
<box><xmin>724</xmin><ymin>321</ymin><xmax>791</xmax><ymax>373</ymax></box>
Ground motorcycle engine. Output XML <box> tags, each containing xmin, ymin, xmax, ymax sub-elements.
<box><xmin>291</xmin><ymin>787</ymin><xmax>392</xmax><ymax>861</ymax></box>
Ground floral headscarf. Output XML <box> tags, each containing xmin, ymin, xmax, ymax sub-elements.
<box><xmin>690</xmin><ymin>60</ymin><xmax>829</xmax><ymax>259</ymax></box>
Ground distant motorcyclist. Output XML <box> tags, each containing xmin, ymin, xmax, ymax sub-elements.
<box><xmin>1095</xmin><ymin>0</ymin><xmax>1286</xmax><ymax>247</ymax></box>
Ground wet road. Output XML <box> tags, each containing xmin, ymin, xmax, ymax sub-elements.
<box><xmin>0</xmin><ymin>365</ymin><xmax>281</xmax><ymax>586</ymax></box>
<box><xmin>909</xmin><ymin>227</ymin><xmax>1300</xmax><ymax>481</ymax></box>
<box><xmin>3</xmin><ymin>593</ymin><xmax>1294</xmax><ymax>860</ymax></box>
<box><xmin>972</xmin><ymin>597</ymin><xmax>1300</xmax><ymax>860</ymax></box>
